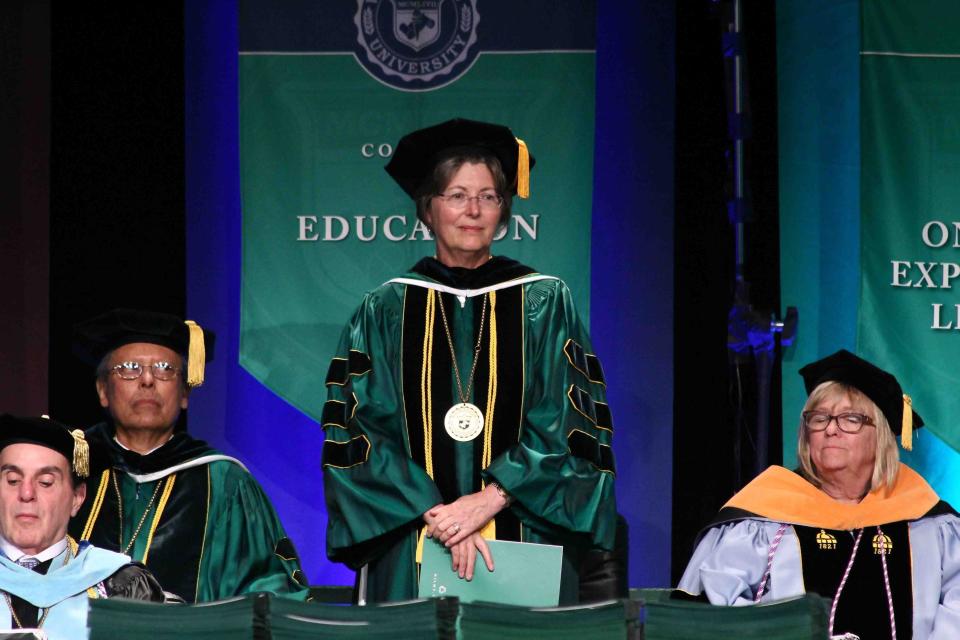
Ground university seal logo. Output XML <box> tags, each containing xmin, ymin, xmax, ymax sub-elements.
<box><xmin>354</xmin><ymin>0</ymin><xmax>481</xmax><ymax>92</ymax></box>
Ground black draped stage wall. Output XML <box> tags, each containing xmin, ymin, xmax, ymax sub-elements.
<box><xmin>672</xmin><ymin>2</ymin><xmax>781</xmax><ymax>581</ymax></box>
<box><xmin>2</xmin><ymin>1</ymin><xmax>780</xmax><ymax>587</ymax></box>
<box><xmin>47</xmin><ymin>3</ymin><xmax>186</xmax><ymax>424</ymax></box>
<box><xmin>0</xmin><ymin>1</ymin><xmax>49</xmax><ymax>416</ymax></box>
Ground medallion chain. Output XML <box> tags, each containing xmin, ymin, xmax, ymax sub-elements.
<box><xmin>437</xmin><ymin>293</ymin><xmax>488</xmax><ymax>404</ymax></box>
<box><xmin>112</xmin><ymin>471</ymin><xmax>163</xmax><ymax>555</ymax></box>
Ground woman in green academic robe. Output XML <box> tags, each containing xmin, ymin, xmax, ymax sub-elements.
<box><xmin>322</xmin><ymin>119</ymin><xmax>617</xmax><ymax>603</ymax></box>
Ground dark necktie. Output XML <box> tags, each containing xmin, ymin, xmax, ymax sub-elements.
<box><xmin>9</xmin><ymin>558</ymin><xmax>52</xmax><ymax>628</ymax></box>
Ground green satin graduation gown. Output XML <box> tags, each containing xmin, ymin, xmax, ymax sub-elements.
<box><xmin>322</xmin><ymin>256</ymin><xmax>617</xmax><ymax>603</ymax></box>
<box><xmin>70</xmin><ymin>423</ymin><xmax>309</xmax><ymax>602</ymax></box>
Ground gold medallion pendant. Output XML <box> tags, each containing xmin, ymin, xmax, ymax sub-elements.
<box><xmin>444</xmin><ymin>402</ymin><xmax>485</xmax><ymax>441</ymax></box>
<box><xmin>437</xmin><ymin>292</ymin><xmax>489</xmax><ymax>442</ymax></box>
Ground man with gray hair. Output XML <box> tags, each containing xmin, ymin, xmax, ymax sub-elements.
<box><xmin>69</xmin><ymin>309</ymin><xmax>308</xmax><ymax>603</ymax></box>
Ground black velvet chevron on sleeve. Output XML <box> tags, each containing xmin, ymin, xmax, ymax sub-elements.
<box><xmin>322</xmin><ymin>436</ymin><xmax>371</xmax><ymax>469</ymax></box>
<box><xmin>567</xmin><ymin>429</ymin><xmax>615</xmax><ymax>474</ymax></box>
<box><xmin>321</xmin><ymin>395</ymin><xmax>358</xmax><ymax>430</ymax></box>
<box><xmin>568</xmin><ymin>385</ymin><xmax>613</xmax><ymax>431</ymax></box>
<box><xmin>563</xmin><ymin>339</ymin><xmax>606</xmax><ymax>385</ymax></box>
<box><xmin>325</xmin><ymin>350</ymin><xmax>372</xmax><ymax>386</ymax></box>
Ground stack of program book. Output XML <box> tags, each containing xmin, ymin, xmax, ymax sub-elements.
<box><xmin>88</xmin><ymin>593</ymin><xmax>269</xmax><ymax>640</ymax></box>
<box><xmin>642</xmin><ymin>592</ymin><xmax>829</xmax><ymax>640</ymax></box>
<box><xmin>87</xmin><ymin>593</ymin><xmax>459</xmax><ymax>640</ymax></box>
<box><xmin>269</xmin><ymin>596</ymin><xmax>458</xmax><ymax>640</ymax></box>
<box><xmin>457</xmin><ymin>599</ymin><xmax>642</xmax><ymax>640</ymax></box>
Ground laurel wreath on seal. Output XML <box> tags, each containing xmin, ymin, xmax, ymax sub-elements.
<box><xmin>363</xmin><ymin>7</ymin><xmax>375</xmax><ymax>36</ymax></box>
<box><xmin>460</xmin><ymin>8</ymin><xmax>472</xmax><ymax>32</ymax></box>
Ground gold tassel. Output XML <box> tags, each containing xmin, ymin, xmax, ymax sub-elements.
<box><xmin>515</xmin><ymin>138</ymin><xmax>530</xmax><ymax>199</ymax></box>
<box><xmin>184</xmin><ymin>320</ymin><xmax>206</xmax><ymax>387</ymax></box>
<box><xmin>70</xmin><ymin>429</ymin><xmax>90</xmax><ymax>478</ymax></box>
<box><xmin>901</xmin><ymin>394</ymin><xmax>913</xmax><ymax>451</ymax></box>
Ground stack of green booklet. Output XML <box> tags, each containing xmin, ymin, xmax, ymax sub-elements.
<box><xmin>268</xmin><ymin>596</ymin><xmax>458</xmax><ymax>639</ymax></box>
<box><xmin>88</xmin><ymin>593</ymin><xmax>460</xmax><ymax>639</ymax></box>
<box><xmin>458</xmin><ymin>600</ymin><xmax>641</xmax><ymax>639</ymax></box>
<box><xmin>642</xmin><ymin>593</ymin><xmax>829</xmax><ymax>640</ymax></box>
<box><xmin>88</xmin><ymin>593</ymin><xmax>268</xmax><ymax>639</ymax></box>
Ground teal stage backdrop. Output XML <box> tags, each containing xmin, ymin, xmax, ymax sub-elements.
<box><xmin>239</xmin><ymin>1</ymin><xmax>596</xmax><ymax>419</ymax></box>
<box><xmin>779</xmin><ymin>0</ymin><xmax>960</xmax><ymax>503</ymax></box>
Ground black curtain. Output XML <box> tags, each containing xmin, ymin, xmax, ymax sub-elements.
<box><xmin>0</xmin><ymin>1</ymin><xmax>50</xmax><ymax>416</ymax></box>
<box><xmin>48</xmin><ymin>5</ymin><xmax>186</xmax><ymax>428</ymax></box>
<box><xmin>672</xmin><ymin>0</ymin><xmax>781</xmax><ymax>582</ymax></box>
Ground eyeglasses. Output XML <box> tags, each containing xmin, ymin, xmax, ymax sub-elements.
<box><xmin>802</xmin><ymin>411</ymin><xmax>875</xmax><ymax>434</ymax></box>
<box><xmin>435</xmin><ymin>192</ymin><xmax>503</xmax><ymax>211</ymax></box>
<box><xmin>111</xmin><ymin>361</ymin><xmax>181</xmax><ymax>381</ymax></box>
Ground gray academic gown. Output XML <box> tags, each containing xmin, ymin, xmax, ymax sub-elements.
<box><xmin>677</xmin><ymin>464</ymin><xmax>960</xmax><ymax>639</ymax></box>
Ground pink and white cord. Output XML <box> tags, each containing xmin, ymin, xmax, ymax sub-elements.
<box><xmin>829</xmin><ymin>528</ymin><xmax>863</xmax><ymax>636</ymax></box>
<box><xmin>828</xmin><ymin>527</ymin><xmax>897</xmax><ymax>640</ymax></box>
<box><xmin>755</xmin><ymin>522</ymin><xmax>788</xmax><ymax>602</ymax></box>
<box><xmin>877</xmin><ymin>526</ymin><xmax>897</xmax><ymax>639</ymax></box>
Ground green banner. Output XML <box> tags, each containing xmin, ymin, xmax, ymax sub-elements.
<box><xmin>860</xmin><ymin>0</ymin><xmax>960</xmax><ymax>457</ymax></box>
<box><xmin>239</xmin><ymin>4</ymin><xmax>596</xmax><ymax>419</ymax></box>
<box><xmin>778</xmin><ymin>0</ymin><xmax>862</xmax><ymax>466</ymax></box>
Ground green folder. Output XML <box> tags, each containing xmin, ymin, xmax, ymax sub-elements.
<box><xmin>418</xmin><ymin>537</ymin><xmax>562</xmax><ymax>607</ymax></box>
